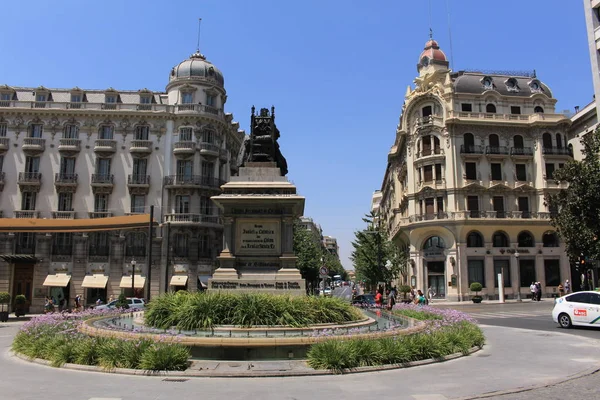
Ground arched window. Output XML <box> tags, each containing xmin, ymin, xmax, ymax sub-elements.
<box><xmin>423</xmin><ymin>236</ymin><xmax>445</xmax><ymax>250</ymax></box>
<box><xmin>486</xmin><ymin>104</ymin><xmax>496</xmax><ymax>113</ymax></box>
<box><xmin>489</xmin><ymin>134</ymin><xmax>500</xmax><ymax>147</ymax></box>
<box><xmin>125</xmin><ymin>232</ymin><xmax>147</xmax><ymax>257</ymax></box>
<box><xmin>422</xmin><ymin>106</ymin><xmax>432</xmax><ymax>117</ymax></box>
<box><xmin>517</xmin><ymin>231</ymin><xmax>535</xmax><ymax>247</ymax></box>
<box><xmin>172</xmin><ymin>233</ymin><xmax>189</xmax><ymax>257</ymax></box>
<box><xmin>534</xmin><ymin>106</ymin><xmax>544</xmax><ymax>113</ymax></box>
<box><xmin>492</xmin><ymin>231</ymin><xmax>509</xmax><ymax>247</ymax></box>
<box><xmin>464</xmin><ymin>133</ymin><xmax>475</xmax><ymax>147</ymax></box>
<box><xmin>556</xmin><ymin>133</ymin><xmax>563</xmax><ymax>148</ymax></box>
<box><xmin>542</xmin><ymin>232</ymin><xmax>560</xmax><ymax>248</ymax></box>
<box><xmin>513</xmin><ymin>135</ymin><xmax>524</xmax><ymax>148</ymax></box>
<box><xmin>542</xmin><ymin>132</ymin><xmax>553</xmax><ymax>149</ymax></box>
<box><xmin>466</xmin><ymin>231</ymin><xmax>484</xmax><ymax>247</ymax></box>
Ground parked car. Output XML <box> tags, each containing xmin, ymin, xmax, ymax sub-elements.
<box><xmin>95</xmin><ymin>297</ymin><xmax>145</xmax><ymax>311</ymax></box>
<box><xmin>552</xmin><ymin>291</ymin><xmax>600</xmax><ymax>328</ymax></box>
<box><xmin>352</xmin><ymin>294</ymin><xmax>377</xmax><ymax>308</ymax></box>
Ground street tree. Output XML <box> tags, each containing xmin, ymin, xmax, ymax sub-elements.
<box><xmin>293</xmin><ymin>221</ymin><xmax>322</xmax><ymax>292</ymax></box>
<box><xmin>547</xmin><ymin>128</ymin><xmax>600</xmax><ymax>263</ymax></box>
<box><xmin>323</xmin><ymin>251</ymin><xmax>348</xmax><ymax>281</ymax></box>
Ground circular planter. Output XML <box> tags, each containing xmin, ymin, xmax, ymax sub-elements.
<box><xmin>472</xmin><ymin>297</ymin><xmax>482</xmax><ymax>304</ymax></box>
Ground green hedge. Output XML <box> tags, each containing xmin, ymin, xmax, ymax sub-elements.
<box><xmin>144</xmin><ymin>292</ymin><xmax>363</xmax><ymax>330</ymax></box>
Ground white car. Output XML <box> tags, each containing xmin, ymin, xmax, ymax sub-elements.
<box><xmin>95</xmin><ymin>297</ymin><xmax>145</xmax><ymax>311</ymax></box>
<box><xmin>552</xmin><ymin>291</ymin><xmax>600</xmax><ymax>328</ymax></box>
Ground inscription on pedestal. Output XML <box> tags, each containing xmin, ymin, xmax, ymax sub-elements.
<box><xmin>210</xmin><ymin>281</ymin><xmax>302</xmax><ymax>290</ymax></box>
<box><xmin>236</xmin><ymin>219</ymin><xmax>280</xmax><ymax>255</ymax></box>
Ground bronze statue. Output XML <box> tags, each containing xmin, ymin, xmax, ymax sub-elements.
<box><xmin>237</xmin><ymin>106</ymin><xmax>288</xmax><ymax>175</ymax></box>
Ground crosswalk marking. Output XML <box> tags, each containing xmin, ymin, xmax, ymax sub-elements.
<box><xmin>468</xmin><ymin>310</ymin><xmax>549</xmax><ymax>319</ymax></box>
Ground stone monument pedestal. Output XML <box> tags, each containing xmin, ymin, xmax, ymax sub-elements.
<box><xmin>210</xmin><ymin>162</ymin><xmax>306</xmax><ymax>295</ymax></box>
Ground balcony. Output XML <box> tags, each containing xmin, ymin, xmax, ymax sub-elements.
<box><xmin>198</xmin><ymin>142</ymin><xmax>220</xmax><ymax>158</ymax></box>
<box><xmin>0</xmin><ymin>137</ymin><xmax>9</xmax><ymax>153</ymax></box>
<box><xmin>0</xmin><ymin>100</ymin><xmax>172</xmax><ymax>112</ymax></box>
<box><xmin>408</xmin><ymin>212</ymin><xmax>449</xmax><ymax>223</ymax></box>
<box><xmin>510</xmin><ymin>147</ymin><xmax>534</xmax><ymax>158</ymax></box>
<box><xmin>18</xmin><ymin>172</ymin><xmax>42</xmax><ymax>190</ymax></box>
<box><xmin>54</xmin><ymin>173</ymin><xmax>78</xmax><ymax>190</ymax></box>
<box><xmin>414</xmin><ymin>115</ymin><xmax>444</xmax><ymax>131</ymax></box>
<box><xmin>485</xmin><ymin>146</ymin><xmax>510</xmax><ymax>157</ymax></box>
<box><xmin>129</xmin><ymin>140</ymin><xmax>153</xmax><ymax>155</ymax></box>
<box><xmin>542</xmin><ymin>147</ymin><xmax>573</xmax><ymax>158</ymax></box>
<box><xmin>51</xmin><ymin>211</ymin><xmax>76</xmax><ymax>219</ymax></box>
<box><xmin>460</xmin><ymin>145</ymin><xmax>485</xmax><ymax>157</ymax></box>
<box><xmin>91</xmin><ymin>174</ymin><xmax>114</xmax><ymax>194</ymax></box>
<box><xmin>446</xmin><ymin>110</ymin><xmax>569</xmax><ymax>125</ymax></box>
<box><xmin>89</xmin><ymin>211</ymin><xmax>113</xmax><ymax>219</ymax></box>
<box><xmin>163</xmin><ymin>175</ymin><xmax>225</xmax><ymax>190</ymax></box>
<box><xmin>127</xmin><ymin>174</ymin><xmax>150</xmax><ymax>194</ymax></box>
<box><xmin>58</xmin><ymin>138</ymin><xmax>81</xmax><ymax>153</ymax></box>
<box><xmin>14</xmin><ymin>210</ymin><xmax>40</xmax><ymax>219</ymax></box>
<box><xmin>417</xmin><ymin>179</ymin><xmax>446</xmax><ymax>191</ymax></box>
<box><xmin>175</xmin><ymin>104</ymin><xmax>221</xmax><ymax>116</ymax></box>
<box><xmin>94</xmin><ymin>139</ymin><xmax>117</xmax><ymax>154</ymax></box>
<box><xmin>22</xmin><ymin>137</ymin><xmax>46</xmax><ymax>154</ymax></box>
<box><xmin>164</xmin><ymin>213</ymin><xmax>222</xmax><ymax>226</ymax></box>
<box><xmin>173</xmin><ymin>141</ymin><xmax>196</xmax><ymax>157</ymax></box>
<box><xmin>415</xmin><ymin>148</ymin><xmax>444</xmax><ymax>161</ymax></box>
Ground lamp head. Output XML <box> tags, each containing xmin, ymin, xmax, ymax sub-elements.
<box><xmin>131</xmin><ymin>258</ymin><xmax>137</xmax><ymax>266</ymax></box>
<box><xmin>514</xmin><ymin>251</ymin><xmax>520</xmax><ymax>259</ymax></box>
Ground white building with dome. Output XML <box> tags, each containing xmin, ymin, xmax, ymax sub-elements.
<box><xmin>0</xmin><ymin>49</ymin><xmax>245</xmax><ymax>312</ymax></box>
<box><xmin>378</xmin><ymin>38</ymin><xmax>573</xmax><ymax>301</ymax></box>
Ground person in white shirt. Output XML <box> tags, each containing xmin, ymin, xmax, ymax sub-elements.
<box><xmin>530</xmin><ymin>282</ymin><xmax>537</xmax><ymax>301</ymax></box>
<box><xmin>427</xmin><ymin>286</ymin><xmax>436</xmax><ymax>304</ymax></box>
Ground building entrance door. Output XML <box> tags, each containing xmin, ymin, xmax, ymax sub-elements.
<box><xmin>12</xmin><ymin>263</ymin><xmax>34</xmax><ymax>313</ymax></box>
<box><xmin>427</xmin><ymin>261</ymin><xmax>445</xmax><ymax>298</ymax></box>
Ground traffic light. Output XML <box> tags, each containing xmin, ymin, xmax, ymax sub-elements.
<box><xmin>580</xmin><ymin>253</ymin><xmax>586</xmax><ymax>266</ymax></box>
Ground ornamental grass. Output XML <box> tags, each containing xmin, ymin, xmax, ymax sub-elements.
<box><xmin>144</xmin><ymin>292</ymin><xmax>363</xmax><ymax>330</ymax></box>
<box><xmin>12</xmin><ymin>310</ymin><xmax>189</xmax><ymax>371</ymax></box>
<box><xmin>306</xmin><ymin>305</ymin><xmax>484</xmax><ymax>372</ymax></box>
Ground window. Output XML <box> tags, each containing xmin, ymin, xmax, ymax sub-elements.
<box><xmin>422</xmin><ymin>106</ymin><xmax>432</xmax><ymax>117</ymax></box>
<box><xmin>436</xmin><ymin>197</ymin><xmax>444</xmax><ymax>213</ymax></box>
<box><xmin>17</xmin><ymin>233</ymin><xmax>36</xmax><ymax>254</ymax></box>
<box><xmin>465</xmin><ymin>162</ymin><xmax>477</xmax><ymax>180</ymax></box>
<box><xmin>173</xmin><ymin>233</ymin><xmax>189</xmax><ymax>257</ymax></box>
<box><xmin>494</xmin><ymin>259</ymin><xmax>511</xmax><ymax>287</ymax></box>
<box><xmin>517</xmin><ymin>231</ymin><xmax>534</xmax><ymax>247</ymax></box>
<box><xmin>131</xmin><ymin>195</ymin><xmax>145</xmax><ymax>214</ymax></box>
<box><xmin>132</xmin><ymin>158</ymin><xmax>147</xmax><ymax>178</ymax></box>
<box><xmin>0</xmin><ymin>122</ymin><xmax>7</xmax><ymax>136</ymax></box>
<box><xmin>486</xmin><ymin>104</ymin><xmax>496</xmax><ymax>113</ymax></box>
<box><xmin>556</xmin><ymin>133</ymin><xmax>563</xmax><ymax>148</ymax></box>
<box><xmin>519</xmin><ymin>259</ymin><xmax>536</xmax><ymax>287</ymax></box>
<box><xmin>0</xmin><ymin>93</ymin><xmax>11</xmax><ymax>101</ymax></box>
<box><xmin>493</xmin><ymin>196</ymin><xmax>505</xmax><ymax>218</ymax></box>
<box><xmin>202</xmin><ymin>130</ymin><xmax>214</xmax><ymax>143</ymax></box>
<box><xmin>492</xmin><ymin>232</ymin><xmax>509</xmax><ymax>247</ymax></box>
<box><xmin>36</xmin><ymin>93</ymin><xmax>46</xmax><ymax>102</ymax></box>
<box><xmin>466</xmin><ymin>231</ymin><xmax>483</xmax><ymax>247</ymax></box>
<box><xmin>200</xmin><ymin>196</ymin><xmax>211</xmax><ymax>214</ymax></box>
<box><xmin>467</xmin><ymin>259</ymin><xmax>485</xmax><ymax>286</ymax></box>
<box><xmin>516</xmin><ymin>164</ymin><xmax>527</xmax><ymax>181</ymax></box>
<box><xmin>126</xmin><ymin>232</ymin><xmax>146</xmax><ymax>257</ymax></box>
<box><xmin>176</xmin><ymin>160</ymin><xmax>193</xmax><ymax>179</ymax></box>
<box><xmin>135</xmin><ymin>125</ymin><xmax>149</xmax><ymax>140</ymax></box>
<box><xmin>99</xmin><ymin>125</ymin><xmax>113</xmax><ymax>139</ymax></box>
<box><xmin>544</xmin><ymin>260</ymin><xmax>560</xmax><ymax>286</ymax></box>
<box><xmin>140</xmin><ymin>96</ymin><xmax>152</xmax><ymax>104</ymax></box>
<box><xmin>566</xmin><ymin>292</ymin><xmax>591</xmax><ymax>304</ymax></box>
<box><xmin>21</xmin><ymin>192</ymin><xmax>37</xmax><ymax>210</ymax></box>
<box><xmin>60</xmin><ymin>157</ymin><xmax>76</xmax><ymax>175</ymax></box>
<box><xmin>542</xmin><ymin>132</ymin><xmax>553</xmax><ymax>149</ymax></box>
<box><xmin>518</xmin><ymin>197</ymin><xmax>530</xmax><ymax>218</ymax></box>
<box><xmin>57</xmin><ymin>193</ymin><xmax>73</xmax><ymax>211</ymax></box>
<box><xmin>542</xmin><ymin>232</ymin><xmax>559</xmax><ymax>247</ymax></box>
<box><xmin>179</xmin><ymin>127</ymin><xmax>193</xmax><ymax>141</ymax></box>
<box><xmin>198</xmin><ymin>235</ymin><xmax>210</xmax><ymax>257</ymax></box>
<box><xmin>491</xmin><ymin>163</ymin><xmax>502</xmax><ymax>181</ymax></box>
<box><xmin>29</xmin><ymin>124</ymin><xmax>43</xmax><ymax>138</ymax></box>
<box><xmin>467</xmin><ymin>196</ymin><xmax>479</xmax><ymax>217</ymax></box>
<box><xmin>423</xmin><ymin>236</ymin><xmax>445</xmax><ymax>250</ymax></box>
<box><xmin>96</xmin><ymin>158</ymin><xmax>111</xmax><ymax>176</ymax></box>
<box><xmin>461</xmin><ymin>103</ymin><xmax>472</xmax><ymax>112</ymax></box>
<box><xmin>70</xmin><ymin>94</ymin><xmax>81</xmax><ymax>103</ymax></box>
<box><xmin>201</xmin><ymin>161</ymin><xmax>214</xmax><ymax>178</ymax></box>
<box><xmin>52</xmin><ymin>233</ymin><xmax>72</xmax><ymax>256</ymax></box>
<box><xmin>558</xmin><ymin>163</ymin><xmax>564</xmax><ymax>170</ymax></box>
<box><xmin>105</xmin><ymin>95</ymin><xmax>116</xmax><ymax>103</ymax></box>
<box><xmin>510</xmin><ymin>106</ymin><xmax>521</xmax><ymax>115</ymax></box>
<box><xmin>206</xmin><ymin>95</ymin><xmax>215</xmax><ymax>107</ymax></box>
<box><xmin>534</xmin><ymin>106</ymin><xmax>544</xmax><ymax>113</ymax></box>
<box><xmin>25</xmin><ymin>156</ymin><xmax>40</xmax><ymax>173</ymax></box>
<box><xmin>63</xmin><ymin>124</ymin><xmax>79</xmax><ymax>139</ymax></box>
<box><xmin>482</xmin><ymin>77</ymin><xmax>493</xmax><ymax>89</ymax></box>
<box><xmin>545</xmin><ymin>163</ymin><xmax>555</xmax><ymax>179</ymax></box>
<box><xmin>435</xmin><ymin>164</ymin><xmax>442</xmax><ymax>181</ymax></box>
<box><xmin>422</xmin><ymin>165</ymin><xmax>433</xmax><ymax>182</ymax></box>
<box><xmin>513</xmin><ymin>135</ymin><xmax>524</xmax><ymax>148</ymax></box>
<box><xmin>506</xmin><ymin>78</ymin><xmax>518</xmax><ymax>91</ymax></box>
<box><xmin>181</xmin><ymin>92</ymin><xmax>193</xmax><ymax>104</ymax></box>
<box><xmin>94</xmin><ymin>194</ymin><xmax>109</xmax><ymax>212</ymax></box>
<box><xmin>175</xmin><ymin>195</ymin><xmax>190</xmax><ymax>214</ymax></box>
<box><xmin>489</xmin><ymin>134</ymin><xmax>500</xmax><ymax>147</ymax></box>
<box><xmin>89</xmin><ymin>232</ymin><xmax>109</xmax><ymax>257</ymax></box>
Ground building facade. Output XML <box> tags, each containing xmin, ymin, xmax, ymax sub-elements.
<box><xmin>380</xmin><ymin>38</ymin><xmax>572</xmax><ymax>301</ymax></box>
<box><xmin>323</xmin><ymin>236</ymin><xmax>340</xmax><ymax>259</ymax></box>
<box><xmin>583</xmin><ymin>0</ymin><xmax>600</xmax><ymax>116</ymax></box>
<box><xmin>0</xmin><ymin>49</ymin><xmax>245</xmax><ymax>312</ymax></box>
<box><xmin>298</xmin><ymin>217</ymin><xmax>324</xmax><ymax>249</ymax></box>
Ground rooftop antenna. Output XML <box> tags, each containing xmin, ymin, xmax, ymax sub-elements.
<box><xmin>196</xmin><ymin>18</ymin><xmax>202</xmax><ymax>52</ymax></box>
<box><xmin>446</xmin><ymin>0</ymin><xmax>455</xmax><ymax>71</ymax></box>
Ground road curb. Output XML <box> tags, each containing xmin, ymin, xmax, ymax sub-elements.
<box><xmin>11</xmin><ymin>346</ymin><xmax>483</xmax><ymax>378</ymax></box>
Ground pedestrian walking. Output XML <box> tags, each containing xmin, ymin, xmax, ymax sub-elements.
<box><xmin>564</xmin><ymin>280</ymin><xmax>570</xmax><ymax>295</ymax></box>
<box><xmin>558</xmin><ymin>283</ymin><xmax>564</xmax><ymax>297</ymax></box>
<box><xmin>427</xmin><ymin>286</ymin><xmax>436</xmax><ymax>304</ymax></box>
<box><xmin>530</xmin><ymin>282</ymin><xmax>537</xmax><ymax>301</ymax></box>
<box><xmin>535</xmin><ymin>282</ymin><xmax>542</xmax><ymax>301</ymax></box>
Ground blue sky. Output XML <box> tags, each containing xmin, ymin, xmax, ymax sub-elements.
<box><xmin>0</xmin><ymin>0</ymin><xmax>592</xmax><ymax>270</ymax></box>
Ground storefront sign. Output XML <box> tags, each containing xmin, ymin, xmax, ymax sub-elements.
<box><xmin>236</xmin><ymin>219</ymin><xmax>280</xmax><ymax>255</ymax></box>
<box><xmin>231</xmin><ymin>208</ymin><xmax>284</xmax><ymax>215</ymax></box>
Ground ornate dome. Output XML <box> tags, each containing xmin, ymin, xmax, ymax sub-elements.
<box><xmin>169</xmin><ymin>51</ymin><xmax>224</xmax><ymax>87</ymax></box>
<box><xmin>419</xmin><ymin>39</ymin><xmax>447</xmax><ymax>64</ymax></box>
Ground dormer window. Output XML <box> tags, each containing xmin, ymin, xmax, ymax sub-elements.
<box><xmin>35</xmin><ymin>94</ymin><xmax>46</xmax><ymax>102</ymax></box>
<box><xmin>105</xmin><ymin>95</ymin><xmax>116</xmax><ymax>103</ymax></box>
<box><xmin>529</xmin><ymin>80</ymin><xmax>543</xmax><ymax>93</ymax></box>
<box><xmin>140</xmin><ymin>96</ymin><xmax>151</xmax><ymax>104</ymax></box>
<box><xmin>505</xmin><ymin>78</ymin><xmax>519</xmax><ymax>92</ymax></box>
<box><xmin>71</xmin><ymin>94</ymin><xmax>81</xmax><ymax>103</ymax></box>
<box><xmin>181</xmin><ymin>92</ymin><xmax>193</xmax><ymax>104</ymax></box>
<box><xmin>0</xmin><ymin>93</ymin><xmax>11</xmax><ymax>101</ymax></box>
<box><xmin>481</xmin><ymin>76</ymin><xmax>493</xmax><ymax>90</ymax></box>
<box><xmin>69</xmin><ymin>87</ymin><xmax>84</xmax><ymax>109</ymax></box>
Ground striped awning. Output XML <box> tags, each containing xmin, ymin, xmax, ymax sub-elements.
<box><xmin>42</xmin><ymin>273</ymin><xmax>71</xmax><ymax>287</ymax></box>
<box><xmin>81</xmin><ymin>274</ymin><xmax>109</xmax><ymax>289</ymax></box>
<box><xmin>170</xmin><ymin>275</ymin><xmax>188</xmax><ymax>286</ymax></box>
<box><xmin>0</xmin><ymin>254</ymin><xmax>38</xmax><ymax>263</ymax></box>
<box><xmin>119</xmin><ymin>275</ymin><xmax>146</xmax><ymax>289</ymax></box>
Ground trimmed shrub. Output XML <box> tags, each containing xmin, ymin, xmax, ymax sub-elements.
<box><xmin>0</xmin><ymin>292</ymin><xmax>10</xmax><ymax>304</ymax></box>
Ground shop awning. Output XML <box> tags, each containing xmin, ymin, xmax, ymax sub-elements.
<box><xmin>81</xmin><ymin>274</ymin><xmax>109</xmax><ymax>289</ymax></box>
<box><xmin>0</xmin><ymin>214</ymin><xmax>154</xmax><ymax>233</ymax></box>
<box><xmin>42</xmin><ymin>273</ymin><xmax>71</xmax><ymax>287</ymax></box>
<box><xmin>119</xmin><ymin>275</ymin><xmax>146</xmax><ymax>289</ymax></box>
<box><xmin>170</xmin><ymin>275</ymin><xmax>188</xmax><ymax>286</ymax></box>
<box><xmin>0</xmin><ymin>254</ymin><xmax>38</xmax><ymax>263</ymax></box>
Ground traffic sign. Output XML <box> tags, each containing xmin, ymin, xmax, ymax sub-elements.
<box><xmin>319</xmin><ymin>266</ymin><xmax>329</xmax><ymax>277</ymax></box>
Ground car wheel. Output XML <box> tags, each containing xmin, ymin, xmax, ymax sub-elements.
<box><xmin>558</xmin><ymin>313</ymin><xmax>572</xmax><ymax>328</ymax></box>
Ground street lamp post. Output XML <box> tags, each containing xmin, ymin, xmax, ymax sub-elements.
<box><xmin>514</xmin><ymin>251</ymin><xmax>521</xmax><ymax>302</ymax></box>
<box><xmin>130</xmin><ymin>258</ymin><xmax>136</xmax><ymax>298</ymax></box>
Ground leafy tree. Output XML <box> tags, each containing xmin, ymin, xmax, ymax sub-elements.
<box><xmin>547</xmin><ymin>129</ymin><xmax>600</xmax><ymax>263</ymax></box>
<box><xmin>324</xmin><ymin>251</ymin><xmax>348</xmax><ymax>281</ymax></box>
<box><xmin>351</xmin><ymin>212</ymin><xmax>408</xmax><ymax>288</ymax></box>
<box><xmin>293</xmin><ymin>221</ymin><xmax>322</xmax><ymax>292</ymax></box>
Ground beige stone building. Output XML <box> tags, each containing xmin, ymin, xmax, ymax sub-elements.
<box><xmin>0</xmin><ymin>49</ymin><xmax>245</xmax><ymax>312</ymax></box>
<box><xmin>380</xmin><ymin>38</ymin><xmax>573</xmax><ymax>301</ymax></box>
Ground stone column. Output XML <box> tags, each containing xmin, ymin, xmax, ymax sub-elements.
<box><xmin>221</xmin><ymin>217</ymin><xmax>234</xmax><ymax>256</ymax></box>
<box><xmin>484</xmin><ymin>254</ymin><xmax>495</xmax><ymax>299</ymax></box>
